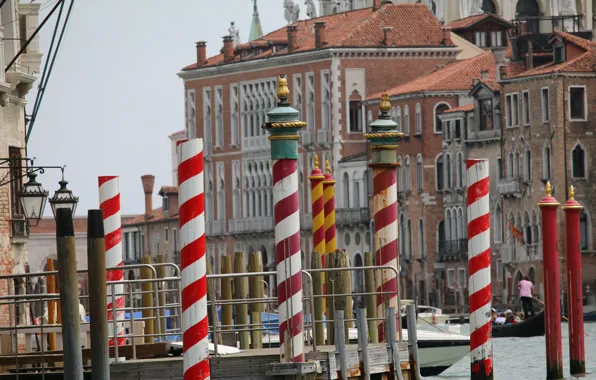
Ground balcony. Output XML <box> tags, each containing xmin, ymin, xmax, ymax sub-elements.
<box><xmin>206</xmin><ymin>220</ymin><xmax>226</xmax><ymax>236</ymax></box>
<box><xmin>10</xmin><ymin>217</ymin><xmax>29</xmax><ymax>239</ymax></box>
<box><xmin>501</xmin><ymin>244</ymin><xmax>539</xmax><ymax>263</ymax></box>
<box><xmin>317</xmin><ymin>129</ymin><xmax>331</xmax><ymax>146</ymax></box>
<box><xmin>244</xmin><ymin>136</ymin><xmax>269</xmax><ymax>152</ymax></box>
<box><xmin>228</xmin><ymin>216</ymin><xmax>274</xmax><ymax>234</ymax></box>
<box><xmin>438</xmin><ymin>239</ymin><xmax>468</xmax><ymax>261</ymax></box>
<box><xmin>466</xmin><ymin>127</ymin><xmax>500</xmax><ymax>143</ymax></box>
<box><xmin>498</xmin><ymin>176</ymin><xmax>522</xmax><ymax>197</ymax></box>
<box><xmin>336</xmin><ymin>208</ymin><xmax>370</xmax><ymax>226</ymax></box>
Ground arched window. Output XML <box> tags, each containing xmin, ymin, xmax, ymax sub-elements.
<box><xmin>405</xmin><ymin>156</ymin><xmax>411</xmax><ymax>192</ymax></box>
<box><xmin>436</xmin><ymin>154</ymin><xmax>444</xmax><ymax>190</ymax></box>
<box><xmin>415</xmin><ymin>103</ymin><xmax>422</xmax><ymax>135</ymax></box>
<box><xmin>399</xmin><ymin>213</ymin><xmax>406</xmax><ymax>256</ymax></box>
<box><xmin>397</xmin><ymin>156</ymin><xmax>404</xmax><ymax>192</ymax></box>
<box><xmin>572</xmin><ymin>144</ymin><xmax>586</xmax><ymax>178</ymax></box>
<box><xmin>452</xmin><ymin>209</ymin><xmax>458</xmax><ymax>241</ymax></box>
<box><xmin>446</xmin><ymin>209</ymin><xmax>452</xmax><ymax>241</ymax></box>
<box><xmin>524</xmin><ymin>211</ymin><xmax>532</xmax><ymax>245</ymax></box>
<box><xmin>458</xmin><ymin>208</ymin><xmax>465</xmax><ymax>239</ymax></box>
<box><xmin>434</xmin><ymin>103</ymin><xmax>451</xmax><ymax>133</ymax></box>
<box><xmin>457</xmin><ymin>152</ymin><xmax>464</xmax><ymax>188</ymax></box>
<box><xmin>445</xmin><ymin>153</ymin><xmax>452</xmax><ymax>188</ymax></box>
<box><xmin>343</xmin><ymin>172</ymin><xmax>350</xmax><ymax>208</ymax></box>
<box><xmin>353</xmin><ymin>172</ymin><xmax>361</xmax><ymax>208</ymax></box>
<box><xmin>407</xmin><ymin>218</ymin><xmax>413</xmax><ymax>257</ymax></box>
<box><xmin>396</xmin><ymin>106</ymin><xmax>402</xmax><ymax>132</ymax></box>
<box><xmin>543</xmin><ymin>145</ymin><xmax>551</xmax><ymax>180</ymax></box>
<box><xmin>418</xmin><ymin>218</ymin><xmax>425</xmax><ymax>258</ymax></box>
<box><xmin>524</xmin><ymin>149</ymin><xmax>532</xmax><ymax>182</ymax></box>
<box><xmin>404</xmin><ymin>105</ymin><xmax>410</xmax><ymax>136</ymax></box>
<box><xmin>580</xmin><ymin>209</ymin><xmax>589</xmax><ymax>250</ymax></box>
<box><xmin>416</xmin><ymin>154</ymin><xmax>423</xmax><ymax>191</ymax></box>
<box><xmin>531</xmin><ymin>210</ymin><xmax>539</xmax><ymax>247</ymax></box>
<box><xmin>438</xmin><ymin>220</ymin><xmax>445</xmax><ymax>252</ymax></box>
<box><xmin>514</xmin><ymin>152</ymin><xmax>520</xmax><ymax>177</ymax></box>
<box><xmin>494</xmin><ymin>205</ymin><xmax>503</xmax><ymax>243</ymax></box>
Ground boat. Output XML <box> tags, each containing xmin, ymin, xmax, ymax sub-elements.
<box><xmin>400</xmin><ymin>300</ymin><xmax>450</xmax><ymax>328</ymax></box>
<box><xmin>492</xmin><ymin>311</ymin><xmax>545</xmax><ymax>338</ymax></box>
<box><xmin>585</xmin><ymin>310</ymin><xmax>596</xmax><ymax>322</ymax></box>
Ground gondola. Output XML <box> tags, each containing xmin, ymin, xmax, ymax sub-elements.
<box><xmin>492</xmin><ymin>311</ymin><xmax>545</xmax><ymax>338</ymax></box>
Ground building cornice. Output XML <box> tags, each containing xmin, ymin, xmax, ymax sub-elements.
<box><xmin>177</xmin><ymin>47</ymin><xmax>461</xmax><ymax>82</ymax></box>
<box><xmin>500</xmin><ymin>72</ymin><xmax>596</xmax><ymax>84</ymax></box>
<box><xmin>365</xmin><ymin>90</ymin><xmax>468</xmax><ymax>105</ymax></box>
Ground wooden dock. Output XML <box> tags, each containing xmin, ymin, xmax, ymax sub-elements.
<box><xmin>0</xmin><ymin>343</ymin><xmax>411</xmax><ymax>379</ymax></box>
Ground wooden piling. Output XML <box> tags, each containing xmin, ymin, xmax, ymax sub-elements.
<box><xmin>141</xmin><ymin>256</ymin><xmax>154</xmax><ymax>343</ymax></box>
<box><xmin>156</xmin><ymin>254</ymin><xmax>167</xmax><ymax>340</ymax></box>
<box><xmin>325</xmin><ymin>250</ymin><xmax>336</xmax><ymax>345</ymax></box>
<box><xmin>334</xmin><ymin>249</ymin><xmax>352</xmax><ymax>340</ymax></box>
<box><xmin>248</xmin><ymin>251</ymin><xmax>264</xmax><ymax>349</ymax></box>
<box><xmin>46</xmin><ymin>258</ymin><xmax>57</xmax><ymax>351</ymax></box>
<box><xmin>206</xmin><ymin>253</ymin><xmax>221</xmax><ymax>344</ymax></box>
<box><xmin>364</xmin><ymin>252</ymin><xmax>379</xmax><ymax>343</ymax></box>
<box><xmin>311</xmin><ymin>251</ymin><xmax>325</xmax><ymax>346</ymax></box>
<box><xmin>234</xmin><ymin>252</ymin><xmax>250</xmax><ymax>349</ymax></box>
<box><xmin>221</xmin><ymin>256</ymin><xmax>233</xmax><ymax>330</ymax></box>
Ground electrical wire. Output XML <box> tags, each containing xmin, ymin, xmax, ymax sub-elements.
<box><xmin>26</xmin><ymin>0</ymin><xmax>75</xmax><ymax>142</ymax></box>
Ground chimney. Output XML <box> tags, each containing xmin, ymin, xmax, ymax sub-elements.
<box><xmin>526</xmin><ymin>39</ymin><xmax>534</xmax><ymax>69</ymax></box>
<box><xmin>141</xmin><ymin>175</ymin><xmax>155</xmax><ymax>219</ymax></box>
<box><xmin>383</xmin><ymin>27</ymin><xmax>394</xmax><ymax>47</ymax></box>
<box><xmin>314</xmin><ymin>22</ymin><xmax>327</xmax><ymax>49</ymax></box>
<box><xmin>373</xmin><ymin>0</ymin><xmax>382</xmax><ymax>11</ymax></box>
<box><xmin>442</xmin><ymin>27</ymin><xmax>453</xmax><ymax>46</ymax></box>
<box><xmin>287</xmin><ymin>25</ymin><xmax>298</xmax><ymax>53</ymax></box>
<box><xmin>196</xmin><ymin>41</ymin><xmax>207</xmax><ymax>67</ymax></box>
<box><xmin>223</xmin><ymin>35</ymin><xmax>234</xmax><ymax>62</ymax></box>
<box><xmin>481</xmin><ymin>70</ymin><xmax>489</xmax><ymax>80</ymax></box>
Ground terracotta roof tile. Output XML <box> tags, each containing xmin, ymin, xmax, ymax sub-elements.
<box><xmin>443</xmin><ymin>104</ymin><xmax>474</xmax><ymax>113</ymax></box>
<box><xmin>123</xmin><ymin>207</ymin><xmax>166</xmax><ymax>225</ymax></box>
<box><xmin>183</xmin><ymin>4</ymin><xmax>453</xmax><ymax>70</ymax></box>
<box><xmin>446</xmin><ymin>13</ymin><xmax>513</xmax><ymax>30</ymax></box>
<box><xmin>368</xmin><ymin>51</ymin><xmax>496</xmax><ymax>99</ymax></box>
<box><xmin>511</xmin><ymin>30</ymin><xmax>596</xmax><ymax>78</ymax></box>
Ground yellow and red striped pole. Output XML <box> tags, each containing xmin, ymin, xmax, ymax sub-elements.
<box><xmin>310</xmin><ymin>154</ymin><xmax>326</xmax><ymax>313</ymax></box>
<box><xmin>323</xmin><ymin>160</ymin><xmax>337</xmax><ymax>266</ymax></box>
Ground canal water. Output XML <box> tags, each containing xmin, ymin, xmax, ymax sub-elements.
<box><xmin>427</xmin><ymin>322</ymin><xmax>596</xmax><ymax>380</ymax></box>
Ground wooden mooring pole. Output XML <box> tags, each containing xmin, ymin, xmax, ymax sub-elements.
<box><xmin>156</xmin><ymin>254</ymin><xmax>167</xmax><ymax>341</ymax></box>
<box><xmin>311</xmin><ymin>251</ymin><xmax>325</xmax><ymax>346</ymax></box>
<box><xmin>221</xmin><ymin>255</ymin><xmax>234</xmax><ymax>346</ymax></box>
<box><xmin>141</xmin><ymin>256</ymin><xmax>154</xmax><ymax>343</ymax></box>
<box><xmin>234</xmin><ymin>252</ymin><xmax>250</xmax><ymax>349</ymax></box>
<box><xmin>248</xmin><ymin>251</ymin><xmax>264</xmax><ymax>349</ymax></box>
<box><xmin>364</xmin><ymin>252</ymin><xmax>378</xmax><ymax>344</ymax></box>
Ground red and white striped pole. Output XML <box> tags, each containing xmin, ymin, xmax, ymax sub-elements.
<box><xmin>264</xmin><ymin>75</ymin><xmax>306</xmax><ymax>362</ymax></box>
<box><xmin>98</xmin><ymin>176</ymin><xmax>125</xmax><ymax>347</ymax></box>
<box><xmin>364</xmin><ymin>92</ymin><xmax>402</xmax><ymax>342</ymax></box>
<box><xmin>466</xmin><ymin>159</ymin><xmax>493</xmax><ymax>380</ymax></box>
<box><xmin>177</xmin><ymin>138</ymin><xmax>210</xmax><ymax>379</ymax></box>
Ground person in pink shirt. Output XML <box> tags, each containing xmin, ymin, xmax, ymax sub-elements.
<box><xmin>518</xmin><ymin>276</ymin><xmax>535</xmax><ymax>319</ymax></box>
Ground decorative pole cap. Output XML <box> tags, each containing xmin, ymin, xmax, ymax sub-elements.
<box><xmin>562</xmin><ymin>185</ymin><xmax>583</xmax><ymax>210</ymax></box>
<box><xmin>364</xmin><ymin>91</ymin><xmax>404</xmax><ymax>153</ymax></box>
<box><xmin>323</xmin><ymin>159</ymin><xmax>336</xmax><ymax>185</ymax></box>
<box><xmin>262</xmin><ymin>75</ymin><xmax>306</xmax><ymax>160</ymax></box>
<box><xmin>309</xmin><ymin>153</ymin><xmax>325</xmax><ymax>181</ymax></box>
<box><xmin>537</xmin><ymin>181</ymin><xmax>560</xmax><ymax>208</ymax></box>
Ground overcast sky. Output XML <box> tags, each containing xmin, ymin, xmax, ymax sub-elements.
<box><xmin>28</xmin><ymin>0</ymin><xmax>299</xmax><ymax>216</ymax></box>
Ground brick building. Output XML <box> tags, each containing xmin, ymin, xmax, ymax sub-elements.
<box><xmin>177</xmin><ymin>3</ymin><xmax>462</xmax><ymax>294</ymax></box>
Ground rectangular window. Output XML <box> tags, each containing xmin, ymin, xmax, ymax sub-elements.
<box><xmin>124</xmin><ymin>232</ymin><xmax>130</xmax><ymax>260</ymax></box>
<box><xmin>173</xmin><ymin>229</ymin><xmax>178</xmax><ymax>252</ymax></box>
<box><xmin>497</xmin><ymin>259</ymin><xmax>503</xmax><ymax>281</ymax></box>
<box><xmin>522</xmin><ymin>91</ymin><xmax>530</xmax><ymax>125</ymax></box>
<box><xmin>569</xmin><ymin>86</ymin><xmax>587</xmax><ymax>121</ymax></box>
<box><xmin>505</xmin><ymin>95</ymin><xmax>512</xmax><ymax>127</ymax></box>
<box><xmin>447</xmin><ymin>269</ymin><xmax>456</xmax><ymax>288</ymax></box>
<box><xmin>505</xmin><ymin>93</ymin><xmax>519</xmax><ymax>127</ymax></box>
<box><xmin>140</xmin><ymin>233</ymin><xmax>145</xmax><ymax>256</ymax></box>
<box><xmin>457</xmin><ymin>268</ymin><xmax>466</xmax><ymax>288</ymax></box>
<box><xmin>479</xmin><ymin>98</ymin><xmax>493</xmax><ymax>131</ymax></box>
<box><xmin>203</xmin><ymin>88</ymin><xmax>212</xmax><ymax>151</ymax></box>
<box><xmin>8</xmin><ymin>147</ymin><xmax>23</xmax><ymax>217</ymax></box>
<box><xmin>165</xmin><ymin>227</ymin><xmax>169</xmax><ymax>243</ymax></box>
<box><xmin>541</xmin><ymin>88</ymin><xmax>550</xmax><ymax>122</ymax></box>
<box><xmin>475</xmin><ymin>31</ymin><xmax>486</xmax><ymax>47</ymax></box>
<box><xmin>292</xmin><ymin>74</ymin><xmax>302</xmax><ymax>121</ymax></box>
<box><xmin>491</xmin><ymin>31</ymin><xmax>503</xmax><ymax>47</ymax></box>
<box><xmin>321</xmin><ymin>71</ymin><xmax>331</xmax><ymax>130</ymax></box>
<box><xmin>349</xmin><ymin>101</ymin><xmax>362</xmax><ymax>132</ymax></box>
<box><xmin>163</xmin><ymin>197</ymin><xmax>168</xmax><ymax>211</ymax></box>
<box><xmin>455</xmin><ymin>119</ymin><xmax>461</xmax><ymax>139</ymax></box>
<box><xmin>133</xmin><ymin>231</ymin><xmax>139</xmax><ymax>258</ymax></box>
<box><xmin>497</xmin><ymin>157</ymin><xmax>503</xmax><ymax>179</ymax></box>
<box><xmin>215</xmin><ymin>87</ymin><xmax>224</xmax><ymax>147</ymax></box>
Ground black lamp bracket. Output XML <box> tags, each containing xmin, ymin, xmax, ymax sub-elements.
<box><xmin>0</xmin><ymin>157</ymin><xmax>66</xmax><ymax>187</ymax></box>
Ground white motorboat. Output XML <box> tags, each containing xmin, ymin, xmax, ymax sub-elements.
<box><xmin>400</xmin><ymin>299</ymin><xmax>451</xmax><ymax>325</ymax></box>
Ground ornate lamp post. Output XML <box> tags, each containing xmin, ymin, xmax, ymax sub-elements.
<box><xmin>48</xmin><ymin>169</ymin><xmax>79</xmax><ymax>218</ymax></box>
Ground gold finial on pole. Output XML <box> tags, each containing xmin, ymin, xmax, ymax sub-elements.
<box><xmin>325</xmin><ymin>160</ymin><xmax>331</xmax><ymax>174</ymax></box>
<box><xmin>277</xmin><ymin>74</ymin><xmax>290</xmax><ymax>99</ymax></box>
<box><xmin>314</xmin><ymin>154</ymin><xmax>319</xmax><ymax>169</ymax></box>
<box><xmin>569</xmin><ymin>185</ymin><xmax>575</xmax><ymax>200</ymax></box>
<box><xmin>545</xmin><ymin>181</ymin><xmax>552</xmax><ymax>197</ymax></box>
<box><xmin>379</xmin><ymin>91</ymin><xmax>391</xmax><ymax>112</ymax></box>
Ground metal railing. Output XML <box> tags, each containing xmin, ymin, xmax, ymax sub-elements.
<box><xmin>336</xmin><ymin>207</ymin><xmax>370</xmax><ymax>226</ymax></box>
<box><xmin>438</xmin><ymin>239</ymin><xmax>467</xmax><ymax>258</ymax></box>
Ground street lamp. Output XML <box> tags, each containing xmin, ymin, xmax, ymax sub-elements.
<box><xmin>19</xmin><ymin>171</ymin><xmax>49</xmax><ymax>226</ymax></box>
<box><xmin>48</xmin><ymin>169</ymin><xmax>79</xmax><ymax>218</ymax></box>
